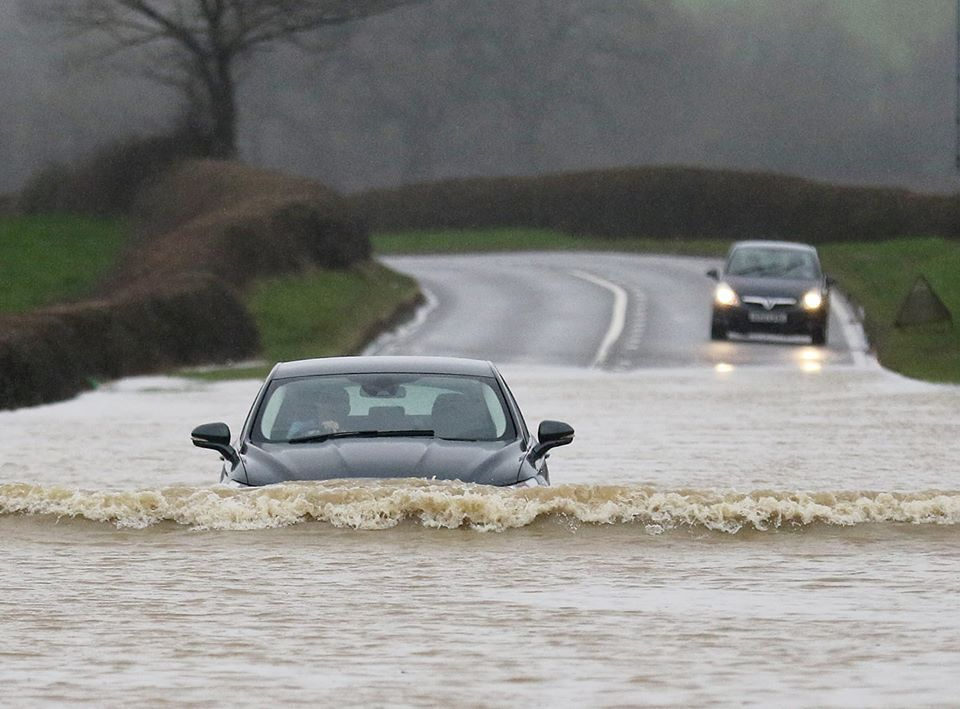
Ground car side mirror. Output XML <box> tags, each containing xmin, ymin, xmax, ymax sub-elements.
<box><xmin>706</xmin><ymin>268</ymin><xmax>720</xmax><ymax>281</ymax></box>
<box><xmin>825</xmin><ymin>275</ymin><xmax>837</xmax><ymax>287</ymax></box>
<box><xmin>191</xmin><ymin>422</ymin><xmax>239</xmax><ymax>465</ymax></box>
<box><xmin>530</xmin><ymin>420</ymin><xmax>574</xmax><ymax>459</ymax></box>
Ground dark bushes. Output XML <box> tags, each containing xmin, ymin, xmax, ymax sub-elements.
<box><xmin>1</xmin><ymin>160</ymin><xmax>371</xmax><ymax>410</ymax></box>
<box><xmin>114</xmin><ymin>160</ymin><xmax>369</xmax><ymax>289</ymax></box>
<box><xmin>351</xmin><ymin>167</ymin><xmax>960</xmax><ymax>243</ymax></box>
<box><xmin>0</xmin><ymin>275</ymin><xmax>259</xmax><ymax>408</ymax></box>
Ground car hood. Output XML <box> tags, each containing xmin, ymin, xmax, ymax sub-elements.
<box><xmin>724</xmin><ymin>275</ymin><xmax>821</xmax><ymax>299</ymax></box>
<box><xmin>238</xmin><ymin>437</ymin><xmax>525</xmax><ymax>486</ymax></box>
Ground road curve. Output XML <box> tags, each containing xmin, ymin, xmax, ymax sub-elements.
<box><xmin>371</xmin><ymin>252</ymin><xmax>869</xmax><ymax>371</ymax></box>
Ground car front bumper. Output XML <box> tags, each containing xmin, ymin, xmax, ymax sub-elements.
<box><xmin>713</xmin><ymin>304</ymin><xmax>827</xmax><ymax>335</ymax></box>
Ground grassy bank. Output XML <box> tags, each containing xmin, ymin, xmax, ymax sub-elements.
<box><xmin>0</xmin><ymin>216</ymin><xmax>126</xmax><ymax>312</ymax></box>
<box><xmin>819</xmin><ymin>238</ymin><xmax>960</xmax><ymax>383</ymax></box>
<box><xmin>374</xmin><ymin>228</ymin><xmax>960</xmax><ymax>384</ymax></box>
<box><xmin>190</xmin><ymin>262</ymin><xmax>421</xmax><ymax>380</ymax></box>
<box><xmin>2</xmin><ymin>217</ymin><xmax>419</xmax><ymax>385</ymax></box>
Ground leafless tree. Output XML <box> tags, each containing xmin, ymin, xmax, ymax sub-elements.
<box><xmin>24</xmin><ymin>0</ymin><xmax>422</xmax><ymax>157</ymax></box>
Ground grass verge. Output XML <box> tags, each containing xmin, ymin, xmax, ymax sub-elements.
<box><xmin>188</xmin><ymin>262</ymin><xmax>421</xmax><ymax>380</ymax></box>
<box><xmin>374</xmin><ymin>228</ymin><xmax>960</xmax><ymax>384</ymax></box>
<box><xmin>819</xmin><ymin>238</ymin><xmax>960</xmax><ymax>383</ymax></box>
<box><xmin>0</xmin><ymin>216</ymin><xmax>126</xmax><ymax>312</ymax></box>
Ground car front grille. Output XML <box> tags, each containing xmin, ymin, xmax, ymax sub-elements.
<box><xmin>741</xmin><ymin>295</ymin><xmax>797</xmax><ymax>310</ymax></box>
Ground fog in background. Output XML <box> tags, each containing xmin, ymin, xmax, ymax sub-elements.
<box><xmin>2</xmin><ymin>0</ymin><xmax>957</xmax><ymax>195</ymax></box>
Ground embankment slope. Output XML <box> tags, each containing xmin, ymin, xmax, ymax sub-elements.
<box><xmin>0</xmin><ymin>161</ymin><xmax>370</xmax><ymax>409</ymax></box>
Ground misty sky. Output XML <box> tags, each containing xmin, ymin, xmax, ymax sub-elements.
<box><xmin>2</xmin><ymin>0</ymin><xmax>958</xmax><ymax>195</ymax></box>
<box><xmin>679</xmin><ymin>0</ymin><xmax>948</xmax><ymax>63</ymax></box>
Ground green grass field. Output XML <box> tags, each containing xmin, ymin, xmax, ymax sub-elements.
<box><xmin>374</xmin><ymin>228</ymin><xmax>960</xmax><ymax>384</ymax></box>
<box><xmin>191</xmin><ymin>262</ymin><xmax>421</xmax><ymax>380</ymax></box>
<box><xmin>0</xmin><ymin>216</ymin><xmax>126</xmax><ymax>312</ymax></box>
<box><xmin>820</xmin><ymin>238</ymin><xmax>960</xmax><ymax>383</ymax></box>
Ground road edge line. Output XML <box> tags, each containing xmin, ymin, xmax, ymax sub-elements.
<box><xmin>569</xmin><ymin>269</ymin><xmax>628</xmax><ymax>368</ymax></box>
<box><xmin>362</xmin><ymin>286</ymin><xmax>439</xmax><ymax>355</ymax></box>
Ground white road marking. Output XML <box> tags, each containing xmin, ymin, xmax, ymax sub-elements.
<box><xmin>569</xmin><ymin>269</ymin><xmax>629</xmax><ymax>368</ymax></box>
<box><xmin>362</xmin><ymin>287</ymin><xmax>438</xmax><ymax>355</ymax></box>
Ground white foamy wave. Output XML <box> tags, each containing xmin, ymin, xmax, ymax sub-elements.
<box><xmin>1</xmin><ymin>481</ymin><xmax>959</xmax><ymax>532</ymax></box>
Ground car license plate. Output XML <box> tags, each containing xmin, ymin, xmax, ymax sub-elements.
<box><xmin>749</xmin><ymin>311</ymin><xmax>788</xmax><ymax>324</ymax></box>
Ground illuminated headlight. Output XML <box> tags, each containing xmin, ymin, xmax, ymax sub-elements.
<box><xmin>714</xmin><ymin>283</ymin><xmax>740</xmax><ymax>307</ymax></box>
<box><xmin>802</xmin><ymin>290</ymin><xmax>823</xmax><ymax>310</ymax></box>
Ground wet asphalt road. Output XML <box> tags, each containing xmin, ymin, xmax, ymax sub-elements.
<box><xmin>373</xmin><ymin>252</ymin><xmax>867</xmax><ymax>371</ymax></box>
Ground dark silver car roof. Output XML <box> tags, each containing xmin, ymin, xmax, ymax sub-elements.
<box><xmin>270</xmin><ymin>356</ymin><xmax>498</xmax><ymax>380</ymax></box>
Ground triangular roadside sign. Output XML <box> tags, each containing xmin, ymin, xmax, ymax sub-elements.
<box><xmin>894</xmin><ymin>275</ymin><xmax>952</xmax><ymax>328</ymax></box>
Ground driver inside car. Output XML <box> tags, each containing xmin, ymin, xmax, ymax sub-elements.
<box><xmin>287</xmin><ymin>388</ymin><xmax>350</xmax><ymax>438</ymax></box>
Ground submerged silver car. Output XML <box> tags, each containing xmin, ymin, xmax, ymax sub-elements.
<box><xmin>191</xmin><ymin>356</ymin><xmax>574</xmax><ymax>487</ymax></box>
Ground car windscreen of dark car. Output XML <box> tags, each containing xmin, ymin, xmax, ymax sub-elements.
<box><xmin>726</xmin><ymin>247</ymin><xmax>821</xmax><ymax>280</ymax></box>
<box><xmin>252</xmin><ymin>373</ymin><xmax>516</xmax><ymax>443</ymax></box>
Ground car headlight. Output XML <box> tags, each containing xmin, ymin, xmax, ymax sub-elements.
<box><xmin>802</xmin><ymin>290</ymin><xmax>823</xmax><ymax>310</ymax></box>
<box><xmin>714</xmin><ymin>282</ymin><xmax>740</xmax><ymax>307</ymax></box>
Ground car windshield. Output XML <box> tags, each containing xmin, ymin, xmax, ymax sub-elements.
<box><xmin>252</xmin><ymin>372</ymin><xmax>515</xmax><ymax>443</ymax></box>
<box><xmin>726</xmin><ymin>247</ymin><xmax>821</xmax><ymax>280</ymax></box>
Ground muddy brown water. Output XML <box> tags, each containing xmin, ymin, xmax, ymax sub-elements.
<box><xmin>1</xmin><ymin>364</ymin><xmax>958</xmax><ymax>706</ymax></box>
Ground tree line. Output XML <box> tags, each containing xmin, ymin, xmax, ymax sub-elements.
<box><xmin>7</xmin><ymin>0</ymin><xmax>957</xmax><ymax>195</ymax></box>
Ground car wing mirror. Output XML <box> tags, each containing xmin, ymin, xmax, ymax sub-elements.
<box><xmin>191</xmin><ymin>422</ymin><xmax>239</xmax><ymax>465</ymax></box>
<box><xmin>530</xmin><ymin>420</ymin><xmax>574</xmax><ymax>459</ymax></box>
<box><xmin>706</xmin><ymin>268</ymin><xmax>720</xmax><ymax>281</ymax></box>
<box><xmin>825</xmin><ymin>275</ymin><xmax>837</xmax><ymax>287</ymax></box>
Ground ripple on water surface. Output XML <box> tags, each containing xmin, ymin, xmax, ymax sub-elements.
<box><xmin>2</xmin><ymin>367</ymin><xmax>959</xmax><ymax>705</ymax></box>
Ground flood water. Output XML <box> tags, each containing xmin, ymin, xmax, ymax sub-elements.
<box><xmin>2</xmin><ymin>363</ymin><xmax>959</xmax><ymax>706</ymax></box>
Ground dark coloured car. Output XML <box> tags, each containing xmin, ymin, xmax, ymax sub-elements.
<box><xmin>706</xmin><ymin>240</ymin><xmax>831</xmax><ymax>345</ymax></box>
<box><xmin>191</xmin><ymin>356</ymin><xmax>574</xmax><ymax>488</ymax></box>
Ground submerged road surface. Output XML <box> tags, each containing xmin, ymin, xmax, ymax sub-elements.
<box><xmin>373</xmin><ymin>252</ymin><xmax>869</xmax><ymax>371</ymax></box>
<box><xmin>2</xmin><ymin>253</ymin><xmax>958</xmax><ymax>707</ymax></box>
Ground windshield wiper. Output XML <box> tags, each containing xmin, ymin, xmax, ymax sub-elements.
<box><xmin>288</xmin><ymin>429</ymin><xmax>436</xmax><ymax>444</ymax></box>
